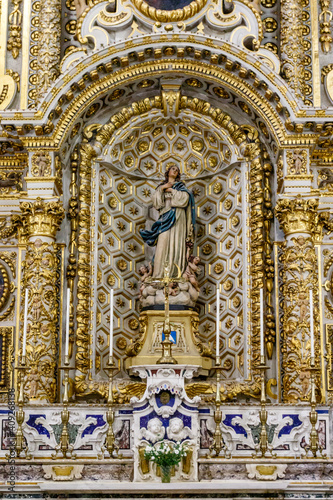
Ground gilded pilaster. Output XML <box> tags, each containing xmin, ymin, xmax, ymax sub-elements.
<box><xmin>280</xmin><ymin>0</ymin><xmax>306</xmax><ymax>101</ymax></box>
<box><xmin>35</xmin><ymin>0</ymin><xmax>61</xmax><ymax>103</ymax></box>
<box><xmin>19</xmin><ymin>198</ymin><xmax>64</xmax><ymax>403</ymax></box>
<box><xmin>275</xmin><ymin>197</ymin><xmax>320</xmax><ymax>403</ymax></box>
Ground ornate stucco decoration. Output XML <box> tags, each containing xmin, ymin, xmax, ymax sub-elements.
<box><xmin>72</xmin><ymin>0</ymin><xmax>279</xmax><ymax>74</ymax></box>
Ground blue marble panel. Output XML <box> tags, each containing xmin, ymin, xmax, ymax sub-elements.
<box><xmin>140</xmin><ymin>409</ymin><xmax>191</xmax><ymax>429</ymax></box>
<box><xmin>82</xmin><ymin>415</ymin><xmax>106</xmax><ymax>438</ymax></box>
<box><xmin>223</xmin><ymin>414</ymin><xmax>247</xmax><ymax>437</ymax></box>
<box><xmin>278</xmin><ymin>415</ymin><xmax>302</xmax><ymax>438</ymax></box>
<box><xmin>26</xmin><ymin>414</ymin><xmax>50</xmax><ymax>438</ymax></box>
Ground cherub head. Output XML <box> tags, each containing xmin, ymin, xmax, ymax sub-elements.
<box><xmin>139</xmin><ymin>265</ymin><xmax>149</xmax><ymax>276</ymax></box>
<box><xmin>188</xmin><ymin>255</ymin><xmax>200</xmax><ymax>265</ymax></box>
<box><xmin>168</xmin><ymin>417</ymin><xmax>184</xmax><ymax>435</ymax></box>
<box><xmin>147</xmin><ymin>418</ymin><xmax>163</xmax><ymax>435</ymax></box>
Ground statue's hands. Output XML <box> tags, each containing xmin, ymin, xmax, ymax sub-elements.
<box><xmin>161</xmin><ymin>182</ymin><xmax>173</xmax><ymax>192</ymax></box>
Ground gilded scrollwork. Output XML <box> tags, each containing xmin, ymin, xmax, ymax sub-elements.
<box><xmin>185</xmin><ymin>379</ymin><xmax>261</xmax><ymax>403</ymax></box>
<box><xmin>190</xmin><ymin>315</ymin><xmax>214</xmax><ymax>359</ymax></box>
<box><xmin>125</xmin><ymin>315</ymin><xmax>148</xmax><ymax>358</ymax></box>
<box><xmin>0</xmin><ymin>170</ymin><xmax>22</xmax><ymax>195</ymax></box>
<box><xmin>0</xmin><ymin>215</ymin><xmax>21</xmax><ymax>242</ymax></box>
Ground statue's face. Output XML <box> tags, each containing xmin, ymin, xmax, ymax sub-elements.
<box><xmin>193</xmin><ymin>257</ymin><xmax>200</xmax><ymax>265</ymax></box>
<box><xmin>168</xmin><ymin>166</ymin><xmax>179</xmax><ymax>179</ymax></box>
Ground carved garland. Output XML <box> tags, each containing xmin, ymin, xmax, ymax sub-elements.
<box><xmin>75</xmin><ymin>96</ymin><xmax>272</xmax><ymax>396</ymax></box>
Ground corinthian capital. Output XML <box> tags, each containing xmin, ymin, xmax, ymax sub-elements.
<box><xmin>275</xmin><ymin>196</ymin><xmax>319</xmax><ymax>236</ymax></box>
<box><xmin>19</xmin><ymin>197</ymin><xmax>65</xmax><ymax>239</ymax></box>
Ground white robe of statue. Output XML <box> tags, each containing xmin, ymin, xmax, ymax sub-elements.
<box><xmin>151</xmin><ymin>187</ymin><xmax>192</xmax><ymax>278</ymax></box>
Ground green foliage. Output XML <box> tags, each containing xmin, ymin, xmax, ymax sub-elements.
<box><xmin>144</xmin><ymin>441</ymin><xmax>188</xmax><ymax>467</ymax></box>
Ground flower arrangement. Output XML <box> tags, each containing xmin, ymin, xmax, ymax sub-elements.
<box><xmin>144</xmin><ymin>441</ymin><xmax>189</xmax><ymax>482</ymax></box>
<box><xmin>144</xmin><ymin>441</ymin><xmax>188</xmax><ymax>466</ymax></box>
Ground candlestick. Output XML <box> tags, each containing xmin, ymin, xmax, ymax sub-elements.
<box><xmin>22</xmin><ymin>289</ymin><xmax>28</xmax><ymax>357</ymax></box>
<box><xmin>216</xmin><ymin>287</ymin><xmax>220</xmax><ymax>359</ymax></box>
<box><xmin>65</xmin><ymin>288</ymin><xmax>70</xmax><ymax>359</ymax></box>
<box><xmin>309</xmin><ymin>288</ymin><xmax>314</xmax><ymax>359</ymax></box>
<box><xmin>260</xmin><ymin>287</ymin><xmax>264</xmax><ymax>358</ymax></box>
<box><xmin>110</xmin><ymin>289</ymin><xmax>114</xmax><ymax>358</ymax></box>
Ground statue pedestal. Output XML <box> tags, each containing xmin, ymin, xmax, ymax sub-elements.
<box><xmin>124</xmin><ymin>310</ymin><xmax>213</xmax><ymax>373</ymax></box>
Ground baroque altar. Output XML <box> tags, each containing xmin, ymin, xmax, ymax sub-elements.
<box><xmin>1</xmin><ymin>0</ymin><xmax>333</xmax><ymax>497</ymax></box>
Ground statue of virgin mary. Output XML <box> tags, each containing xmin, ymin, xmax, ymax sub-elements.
<box><xmin>140</xmin><ymin>164</ymin><xmax>195</xmax><ymax>278</ymax></box>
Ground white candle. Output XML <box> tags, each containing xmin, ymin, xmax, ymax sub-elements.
<box><xmin>110</xmin><ymin>289</ymin><xmax>114</xmax><ymax>358</ymax></box>
<box><xmin>22</xmin><ymin>289</ymin><xmax>28</xmax><ymax>357</ymax></box>
<box><xmin>65</xmin><ymin>288</ymin><xmax>70</xmax><ymax>358</ymax></box>
<box><xmin>309</xmin><ymin>288</ymin><xmax>314</xmax><ymax>358</ymax></box>
<box><xmin>216</xmin><ymin>287</ymin><xmax>220</xmax><ymax>358</ymax></box>
<box><xmin>260</xmin><ymin>287</ymin><xmax>264</xmax><ymax>358</ymax></box>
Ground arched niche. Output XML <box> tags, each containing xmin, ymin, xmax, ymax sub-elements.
<box><xmin>70</xmin><ymin>92</ymin><xmax>275</xmax><ymax>400</ymax></box>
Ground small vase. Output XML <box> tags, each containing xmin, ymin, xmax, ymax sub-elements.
<box><xmin>161</xmin><ymin>464</ymin><xmax>171</xmax><ymax>483</ymax></box>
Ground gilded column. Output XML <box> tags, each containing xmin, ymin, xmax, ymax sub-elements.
<box><xmin>35</xmin><ymin>0</ymin><xmax>61</xmax><ymax>103</ymax></box>
<box><xmin>19</xmin><ymin>198</ymin><xmax>65</xmax><ymax>403</ymax></box>
<box><xmin>275</xmin><ymin>197</ymin><xmax>320</xmax><ymax>403</ymax></box>
<box><xmin>280</xmin><ymin>0</ymin><xmax>306</xmax><ymax>101</ymax></box>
